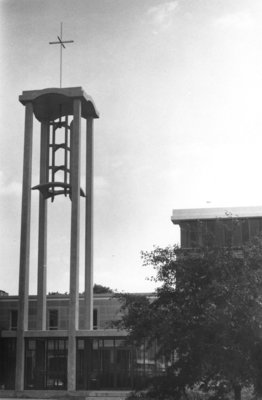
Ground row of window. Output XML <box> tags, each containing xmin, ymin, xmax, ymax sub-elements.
<box><xmin>0</xmin><ymin>337</ymin><xmax>169</xmax><ymax>390</ymax></box>
<box><xmin>180</xmin><ymin>218</ymin><xmax>262</xmax><ymax>248</ymax></box>
<box><xmin>9</xmin><ymin>309</ymin><xmax>98</xmax><ymax>331</ymax></box>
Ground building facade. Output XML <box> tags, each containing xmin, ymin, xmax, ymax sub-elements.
<box><xmin>171</xmin><ymin>206</ymin><xmax>262</xmax><ymax>249</ymax></box>
<box><xmin>2</xmin><ymin>206</ymin><xmax>262</xmax><ymax>392</ymax></box>
<box><xmin>0</xmin><ymin>293</ymin><xmax>164</xmax><ymax>391</ymax></box>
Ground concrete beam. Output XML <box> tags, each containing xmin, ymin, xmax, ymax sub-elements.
<box><xmin>68</xmin><ymin>98</ymin><xmax>81</xmax><ymax>391</ymax></box>
<box><xmin>15</xmin><ymin>102</ymin><xmax>34</xmax><ymax>390</ymax></box>
<box><xmin>84</xmin><ymin>117</ymin><xmax>93</xmax><ymax>330</ymax></box>
<box><xmin>36</xmin><ymin>121</ymin><xmax>49</xmax><ymax>330</ymax></box>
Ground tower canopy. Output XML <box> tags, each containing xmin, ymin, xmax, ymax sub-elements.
<box><xmin>19</xmin><ymin>87</ymin><xmax>99</xmax><ymax>122</ymax></box>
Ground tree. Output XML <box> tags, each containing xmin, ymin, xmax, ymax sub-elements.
<box><xmin>117</xmin><ymin>237</ymin><xmax>262</xmax><ymax>400</ymax></box>
<box><xmin>93</xmin><ymin>283</ymin><xmax>114</xmax><ymax>294</ymax></box>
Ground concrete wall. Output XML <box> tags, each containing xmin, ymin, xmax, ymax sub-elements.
<box><xmin>0</xmin><ymin>294</ymin><xmax>122</xmax><ymax>332</ymax></box>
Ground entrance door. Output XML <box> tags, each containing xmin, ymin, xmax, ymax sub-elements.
<box><xmin>98</xmin><ymin>339</ymin><xmax>132</xmax><ymax>390</ymax></box>
<box><xmin>99</xmin><ymin>346</ymin><xmax>115</xmax><ymax>388</ymax></box>
<box><xmin>115</xmin><ymin>347</ymin><xmax>132</xmax><ymax>389</ymax></box>
<box><xmin>76</xmin><ymin>338</ymin><xmax>133</xmax><ymax>390</ymax></box>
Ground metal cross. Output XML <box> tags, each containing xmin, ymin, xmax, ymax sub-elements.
<box><xmin>49</xmin><ymin>22</ymin><xmax>74</xmax><ymax>88</ymax></box>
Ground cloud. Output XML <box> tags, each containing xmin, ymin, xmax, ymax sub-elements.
<box><xmin>214</xmin><ymin>12</ymin><xmax>254</xmax><ymax>30</ymax></box>
<box><xmin>147</xmin><ymin>1</ymin><xmax>179</xmax><ymax>33</ymax></box>
<box><xmin>79</xmin><ymin>175</ymin><xmax>110</xmax><ymax>197</ymax></box>
<box><xmin>94</xmin><ymin>175</ymin><xmax>110</xmax><ymax>197</ymax></box>
<box><xmin>0</xmin><ymin>171</ymin><xmax>21</xmax><ymax>197</ymax></box>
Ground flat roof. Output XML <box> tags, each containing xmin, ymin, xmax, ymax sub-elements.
<box><xmin>171</xmin><ymin>206</ymin><xmax>262</xmax><ymax>223</ymax></box>
<box><xmin>0</xmin><ymin>292</ymin><xmax>154</xmax><ymax>301</ymax></box>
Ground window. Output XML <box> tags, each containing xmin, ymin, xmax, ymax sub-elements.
<box><xmin>205</xmin><ymin>220</ymin><xmax>216</xmax><ymax>247</ymax></box>
<box><xmin>93</xmin><ymin>309</ymin><xmax>98</xmax><ymax>330</ymax></box>
<box><xmin>48</xmin><ymin>310</ymin><xmax>58</xmax><ymax>330</ymax></box>
<box><xmin>224</xmin><ymin>220</ymin><xmax>233</xmax><ymax>247</ymax></box>
<box><xmin>180</xmin><ymin>223</ymin><xmax>189</xmax><ymax>248</ymax></box>
<box><xmin>189</xmin><ymin>221</ymin><xmax>198</xmax><ymax>247</ymax></box>
<box><xmin>259</xmin><ymin>218</ymin><xmax>262</xmax><ymax>235</ymax></box>
<box><xmin>10</xmin><ymin>310</ymin><xmax>18</xmax><ymax>331</ymax></box>
<box><xmin>242</xmin><ymin>220</ymin><xmax>250</xmax><ymax>243</ymax></box>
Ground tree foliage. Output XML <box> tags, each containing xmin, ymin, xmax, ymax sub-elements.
<box><xmin>93</xmin><ymin>283</ymin><xmax>114</xmax><ymax>294</ymax></box>
<box><xmin>117</xmin><ymin>236</ymin><xmax>262</xmax><ymax>400</ymax></box>
<box><xmin>48</xmin><ymin>284</ymin><xmax>114</xmax><ymax>296</ymax></box>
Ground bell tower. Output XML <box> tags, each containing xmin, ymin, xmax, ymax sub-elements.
<box><xmin>15</xmin><ymin>87</ymin><xmax>99</xmax><ymax>390</ymax></box>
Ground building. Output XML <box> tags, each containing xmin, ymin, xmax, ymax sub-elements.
<box><xmin>0</xmin><ymin>292</ymin><xmax>163</xmax><ymax>391</ymax></box>
<box><xmin>2</xmin><ymin>205</ymin><xmax>262</xmax><ymax>393</ymax></box>
<box><xmin>171</xmin><ymin>206</ymin><xmax>262</xmax><ymax>249</ymax></box>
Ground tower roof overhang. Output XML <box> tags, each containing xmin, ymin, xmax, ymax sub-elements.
<box><xmin>19</xmin><ymin>87</ymin><xmax>99</xmax><ymax>122</ymax></box>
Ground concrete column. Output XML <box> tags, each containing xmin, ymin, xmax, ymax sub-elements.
<box><xmin>84</xmin><ymin>118</ymin><xmax>93</xmax><ymax>330</ymax></box>
<box><xmin>15</xmin><ymin>102</ymin><xmax>34</xmax><ymax>391</ymax></box>
<box><xmin>36</xmin><ymin>121</ymin><xmax>49</xmax><ymax>330</ymax></box>
<box><xmin>68</xmin><ymin>99</ymin><xmax>81</xmax><ymax>391</ymax></box>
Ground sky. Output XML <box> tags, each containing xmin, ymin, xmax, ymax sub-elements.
<box><xmin>1</xmin><ymin>0</ymin><xmax>262</xmax><ymax>295</ymax></box>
